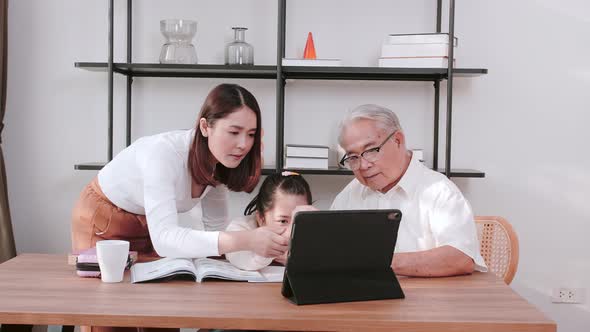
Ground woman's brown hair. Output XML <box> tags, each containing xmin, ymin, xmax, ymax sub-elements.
<box><xmin>188</xmin><ymin>84</ymin><xmax>262</xmax><ymax>193</ymax></box>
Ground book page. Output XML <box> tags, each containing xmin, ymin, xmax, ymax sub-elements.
<box><xmin>252</xmin><ymin>266</ymin><xmax>285</xmax><ymax>283</ymax></box>
<box><xmin>130</xmin><ymin>257</ymin><xmax>196</xmax><ymax>283</ymax></box>
<box><xmin>193</xmin><ymin>258</ymin><xmax>265</xmax><ymax>282</ymax></box>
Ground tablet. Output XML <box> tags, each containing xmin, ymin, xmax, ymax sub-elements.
<box><xmin>281</xmin><ymin>209</ymin><xmax>404</xmax><ymax>305</ymax></box>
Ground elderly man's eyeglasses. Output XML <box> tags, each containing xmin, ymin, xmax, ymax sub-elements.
<box><xmin>339</xmin><ymin>132</ymin><xmax>396</xmax><ymax>170</ymax></box>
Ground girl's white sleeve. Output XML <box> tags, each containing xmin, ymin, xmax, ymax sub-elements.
<box><xmin>225</xmin><ymin>218</ymin><xmax>273</xmax><ymax>271</ymax></box>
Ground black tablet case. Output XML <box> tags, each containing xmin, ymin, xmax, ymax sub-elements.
<box><xmin>281</xmin><ymin>209</ymin><xmax>405</xmax><ymax>305</ymax></box>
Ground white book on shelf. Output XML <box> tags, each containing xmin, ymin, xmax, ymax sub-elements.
<box><xmin>378</xmin><ymin>57</ymin><xmax>455</xmax><ymax>68</ymax></box>
<box><xmin>282</xmin><ymin>58</ymin><xmax>342</xmax><ymax>67</ymax></box>
<box><xmin>284</xmin><ymin>157</ymin><xmax>329</xmax><ymax>169</ymax></box>
<box><xmin>285</xmin><ymin>144</ymin><xmax>329</xmax><ymax>159</ymax></box>
<box><xmin>381</xmin><ymin>43</ymin><xmax>454</xmax><ymax>58</ymax></box>
<box><xmin>385</xmin><ymin>33</ymin><xmax>458</xmax><ymax>45</ymax></box>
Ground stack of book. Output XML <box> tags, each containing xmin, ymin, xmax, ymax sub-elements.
<box><xmin>284</xmin><ymin>144</ymin><xmax>329</xmax><ymax>169</ymax></box>
<box><xmin>378</xmin><ymin>33</ymin><xmax>457</xmax><ymax>68</ymax></box>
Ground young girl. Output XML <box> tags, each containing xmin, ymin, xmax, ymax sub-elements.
<box><xmin>226</xmin><ymin>171</ymin><xmax>313</xmax><ymax>271</ymax></box>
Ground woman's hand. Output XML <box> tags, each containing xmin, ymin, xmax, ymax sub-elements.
<box><xmin>219</xmin><ymin>225</ymin><xmax>288</xmax><ymax>258</ymax></box>
<box><xmin>274</xmin><ymin>250</ymin><xmax>288</xmax><ymax>265</ymax></box>
<box><xmin>273</xmin><ymin>223</ymin><xmax>292</xmax><ymax>265</ymax></box>
<box><xmin>248</xmin><ymin>226</ymin><xmax>289</xmax><ymax>258</ymax></box>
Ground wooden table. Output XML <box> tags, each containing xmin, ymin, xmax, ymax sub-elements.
<box><xmin>0</xmin><ymin>254</ymin><xmax>555</xmax><ymax>332</ymax></box>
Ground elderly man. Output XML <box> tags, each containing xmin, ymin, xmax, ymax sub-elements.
<box><xmin>331</xmin><ymin>104</ymin><xmax>486</xmax><ymax>277</ymax></box>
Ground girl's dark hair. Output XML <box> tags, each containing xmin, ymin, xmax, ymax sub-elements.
<box><xmin>188</xmin><ymin>83</ymin><xmax>262</xmax><ymax>193</ymax></box>
<box><xmin>244</xmin><ymin>173</ymin><xmax>312</xmax><ymax>216</ymax></box>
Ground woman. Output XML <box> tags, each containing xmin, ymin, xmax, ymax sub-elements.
<box><xmin>71</xmin><ymin>83</ymin><xmax>289</xmax><ymax>332</ymax></box>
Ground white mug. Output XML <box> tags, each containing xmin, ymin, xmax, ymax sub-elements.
<box><xmin>96</xmin><ymin>240</ymin><xmax>130</xmax><ymax>283</ymax></box>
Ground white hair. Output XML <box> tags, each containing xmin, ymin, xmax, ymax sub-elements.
<box><xmin>337</xmin><ymin>104</ymin><xmax>403</xmax><ymax>145</ymax></box>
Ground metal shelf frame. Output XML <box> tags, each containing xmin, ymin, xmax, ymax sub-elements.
<box><xmin>75</xmin><ymin>0</ymin><xmax>486</xmax><ymax>178</ymax></box>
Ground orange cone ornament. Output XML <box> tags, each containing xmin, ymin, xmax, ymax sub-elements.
<box><xmin>303</xmin><ymin>32</ymin><xmax>317</xmax><ymax>59</ymax></box>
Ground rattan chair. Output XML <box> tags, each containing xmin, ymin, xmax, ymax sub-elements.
<box><xmin>475</xmin><ymin>216</ymin><xmax>519</xmax><ymax>284</ymax></box>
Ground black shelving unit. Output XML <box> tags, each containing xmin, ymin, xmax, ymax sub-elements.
<box><xmin>75</xmin><ymin>161</ymin><xmax>277</xmax><ymax>175</ymax></box>
<box><xmin>284</xmin><ymin>167</ymin><xmax>484</xmax><ymax>178</ymax></box>
<box><xmin>75</xmin><ymin>0</ymin><xmax>486</xmax><ymax>178</ymax></box>
<box><xmin>282</xmin><ymin>66</ymin><xmax>487</xmax><ymax>81</ymax></box>
<box><xmin>76</xmin><ymin>62</ymin><xmax>486</xmax><ymax>80</ymax></box>
<box><xmin>74</xmin><ymin>162</ymin><xmax>108</xmax><ymax>171</ymax></box>
<box><xmin>75</xmin><ymin>62</ymin><xmax>278</xmax><ymax>79</ymax></box>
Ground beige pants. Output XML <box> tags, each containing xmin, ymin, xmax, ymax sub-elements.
<box><xmin>72</xmin><ymin>178</ymin><xmax>177</xmax><ymax>332</ymax></box>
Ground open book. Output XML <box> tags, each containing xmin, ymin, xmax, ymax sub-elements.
<box><xmin>130</xmin><ymin>257</ymin><xmax>285</xmax><ymax>283</ymax></box>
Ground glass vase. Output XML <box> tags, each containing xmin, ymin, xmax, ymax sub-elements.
<box><xmin>159</xmin><ymin>19</ymin><xmax>198</xmax><ymax>64</ymax></box>
<box><xmin>225</xmin><ymin>27</ymin><xmax>254</xmax><ymax>65</ymax></box>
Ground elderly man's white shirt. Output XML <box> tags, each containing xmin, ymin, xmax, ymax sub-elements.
<box><xmin>331</xmin><ymin>154</ymin><xmax>487</xmax><ymax>271</ymax></box>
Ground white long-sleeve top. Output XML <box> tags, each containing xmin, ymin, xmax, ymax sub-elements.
<box><xmin>331</xmin><ymin>153</ymin><xmax>487</xmax><ymax>272</ymax></box>
<box><xmin>225</xmin><ymin>215</ymin><xmax>274</xmax><ymax>270</ymax></box>
<box><xmin>97</xmin><ymin>129</ymin><xmax>229</xmax><ymax>258</ymax></box>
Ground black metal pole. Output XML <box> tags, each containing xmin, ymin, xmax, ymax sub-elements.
<box><xmin>275</xmin><ymin>0</ymin><xmax>286</xmax><ymax>171</ymax></box>
<box><xmin>445</xmin><ymin>0</ymin><xmax>456</xmax><ymax>177</ymax></box>
<box><xmin>436</xmin><ymin>0</ymin><xmax>442</xmax><ymax>32</ymax></box>
<box><xmin>433</xmin><ymin>0</ymin><xmax>442</xmax><ymax>171</ymax></box>
<box><xmin>107</xmin><ymin>0</ymin><xmax>114</xmax><ymax>161</ymax></box>
<box><xmin>433</xmin><ymin>80</ymin><xmax>440</xmax><ymax>170</ymax></box>
<box><xmin>126</xmin><ymin>0</ymin><xmax>132</xmax><ymax>147</ymax></box>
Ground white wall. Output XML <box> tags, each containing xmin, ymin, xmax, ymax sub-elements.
<box><xmin>5</xmin><ymin>1</ymin><xmax>590</xmax><ymax>331</ymax></box>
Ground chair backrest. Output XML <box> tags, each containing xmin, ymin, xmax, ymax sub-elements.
<box><xmin>474</xmin><ymin>216</ymin><xmax>519</xmax><ymax>284</ymax></box>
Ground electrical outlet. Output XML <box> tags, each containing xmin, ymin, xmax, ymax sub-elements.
<box><xmin>551</xmin><ymin>287</ymin><xmax>585</xmax><ymax>303</ymax></box>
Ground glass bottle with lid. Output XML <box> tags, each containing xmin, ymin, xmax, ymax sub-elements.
<box><xmin>225</xmin><ymin>27</ymin><xmax>254</xmax><ymax>65</ymax></box>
